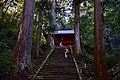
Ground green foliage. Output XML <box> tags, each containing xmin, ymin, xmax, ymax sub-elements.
<box><xmin>0</xmin><ymin>25</ymin><xmax>17</xmax><ymax>53</ymax></box>
<box><xmin>80</xmin><ymin>1</ymin><xmax>94</xmax><ymax>52</ymax></box>
<box><xmin>47</xmin><ymin>23</ymin><xmax>56</xmax><ymax>31</ymax></box>
<box><xmin>106</xmin><ymin>54</ymin><xmax>116</xmax><ymax>68</ymax></box>
<box><xmin>0</xmin><ymin>49</ymin><xmax>13</xmax><ymax>75</ymax></box>
<box><xmin>0</xmin><ymin>0</ymin><xmax>21</xmax><ymax>76</ymax></box>
<box><xmin>40</xmin><ymin>34</ymin><xmax>47</xmax><ymax>47</ymax></box>
<box><xmin>82</xmin><ymin>48</ymin><xmax>93</xmax><ymax>62</ymax></box>
<box><xmin>103</xmin><ymin>0</ymin><xmax>120</xmax><ymax>54</ymax></box>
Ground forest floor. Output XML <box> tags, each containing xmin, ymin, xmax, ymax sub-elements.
<box><xmin>74</xmin><ymin>54</ymin><xmax>94</xmax><ymax>80</ymax></box>
<box><xmin>74</xmin><ymin>54</ymin><xmax>120</xmax><ymax>80</ymax></box>
<box><xmin>0</xmin><ymin>47</ymin><xmax>48</xmax><ymax>80</ymax></box>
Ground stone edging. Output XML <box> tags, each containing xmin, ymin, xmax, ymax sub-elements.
<box><xmin>70</xmin><ymin>46</ymin><xmax>82</xmax><ymax>80</ymax></box>
<box><xmin>31</xmin><ymin>47</ymin><xmax>55</xmax><ymax>80</ymax></box>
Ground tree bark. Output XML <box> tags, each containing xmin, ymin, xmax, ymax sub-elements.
<box><xmin>51</xmin><ymin>0</ymin><xmax>56</xmax><ymax>24</ymax></box>
<box><xmin>47</xmin><ymin>31</ymin><xmax>51</xmax><ymax>46</ymax></box>
<box><xmin>94</xmin><ymin>0</ymin><xmax>108</xmax><ymax>80</ymax></box>
<box><xmin>73</xmin><ymin>0</ymin><xmax>82</xmax><ymax>55</ymax></box>
<box><xmin>47</xmin><ymin>0</ymin><xmax>56</xmax><ymax>46</ymax></box>
<box><xmin>37</xmin><ymin>0</ymin><xmax>44</xmax><ymax>57</ymax></box>
<box><xmin>13</xmin><ymin>0</ymin><xmax>35</xmax><ymax>71</ymax></box>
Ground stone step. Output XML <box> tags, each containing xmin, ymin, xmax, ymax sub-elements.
<box><xmin>35</xmin><ymin>47</ymin><xmax>79</xmax><ymax>80</ymax></box>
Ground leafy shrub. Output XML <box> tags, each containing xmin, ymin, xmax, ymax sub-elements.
<box><xmin>40</xmin><ymin>35</ymin><xmax>47</xmax><ymax>47</ymax></box>
<box><xmin>106</xmin><ymin>54</ymin><xmax>116</xmax><ymax>69</ymax></box>
<box><xmin>0</xmin><ymin>49</ymin><xmax>13</xmax><ymax>75</ymax></box>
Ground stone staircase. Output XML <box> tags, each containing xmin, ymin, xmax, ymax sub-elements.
<box><xmin>34</xmin><ymin>47</ymin><xmax>79</xmax><ymax>80</ymax></box>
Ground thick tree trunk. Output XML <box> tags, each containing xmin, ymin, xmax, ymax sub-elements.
<box><xmin>47</xmin><ymin>0</ymin><xmax>56</xmax><ymax>46</ymax></box>
<box><xmin>47</xmin><ymin>31</ymin><xmax>51</xmax><ymax>46</ymax></box>
<box><xmin>94</xmin><ymin>0</ymin><xmax>108</xmax><ymax>80</ymax></box>
<box><xmin>37</xmin><ymin>0</ymin><xmax>44</xmax><ymax>57</ymax></box>
<box><xmin>51</xmin><ymin>0</ymin><xmax>56</xmax><ymax>24</ymax></box>
<box><xmin>13</xmin><ymin>0</ymin><xmax>35</xmax><ymax>71</ymax></box>
<box><xmin>73</xmin><ymin>0</ymin><xmax>82</xmax><ymax>55</ymax></box>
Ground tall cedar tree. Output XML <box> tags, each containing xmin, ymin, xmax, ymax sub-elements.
<box><xmin>47</xmin><ymin>0</ymin><xmax>56</xmax><ymax>46</ymax></box>
<box><xmin>51</xmin><ymin>0</ymin><xmax>56</xmax><ymax>24</ymax></box>
<box><xmin>36</xmin><ymin>0</ymin><xmax>44</xmax><ymax>57</ymax></box>
<box><xmin>94</xmin><ymin>0</ymin><xmax>108</xmax><ymax>80</ymax></box>
<box><xmin>13</xmin><ymin>0</ymin><xmax>35</xmax><ymax>71</ymax></box>
<box><xmin>73</xmin><ymin>0</ymin><xmax>82</xmax><ymax>55</ymax></box>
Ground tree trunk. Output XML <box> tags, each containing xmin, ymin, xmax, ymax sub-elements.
<box><xmin>51</xmin><ymin>0</ymin><xmax>56</xmax><ymax>24</ymax></box>
<box><xmin>94</xmin><ymin>0</ymin><xmax>108</xmax><ymax>80</ymax></box>
<box><xmin>37</xmin><ymin>0</ymin><xmax>44</xmax><ymax>57</ymax></box>
<box><xmin>47</xmin><ymin>0</ymin><xmax>56</xmax><ymax>46</ymax></box>
<box><xmin>13</xmin><ymin>0</ymin><xmax>35</xmax><ymax>72</ymax></box>
<box><xmin>47</xmin><ymin>31</ymin><xmax>51</xmax><ymax>46</ymax></box>
<box><xmin>73</xmin><ymin>0</ymin><xmax>82</xmax><ymax>55</ymax></box>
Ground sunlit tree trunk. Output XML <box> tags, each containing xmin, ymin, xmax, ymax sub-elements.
<box><xmin>13</xmin><ymin>0</ymin><xmax>35</xmax><ymax>72</ymax></box>
<box><xmin>73</xmin><ymin>0</ymin><xmax>82</xmax><ymax>55</ymax></box>
<box><xmin>94</xmin><ymin>0</ymin><xmax>108</xmax><ymax>80</ymax></box>
<box><xmin>37</xmin><ymin>0</ymin><xmax>44</xmax><ymax>57</ymax></box>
